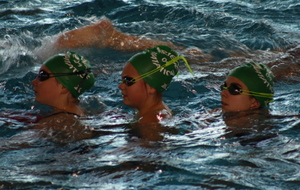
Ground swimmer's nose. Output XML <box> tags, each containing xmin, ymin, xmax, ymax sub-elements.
<box><xmin>118</xmin><ymin>82</ymin><xmax>125</xmax><ymax>90</ymax></box>
<box><xmin>220</xmin><ymin>88</ymin><xmax>228</xmax><ymax>97</ymax></box>
<box><xmin>31</xmin><ymin>78</ymin><xmax>38</xmax><ymax>86</ymax></box>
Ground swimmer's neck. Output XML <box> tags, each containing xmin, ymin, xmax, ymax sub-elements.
<box><xmin>137</xmin><ymin>102</ymin><xmax>170</xmax><ymax>118</ymax></box>
<box><xmin>52</xmin><ymin>106</ymin><xmax>84</xmax><ymax>117</ymax></box>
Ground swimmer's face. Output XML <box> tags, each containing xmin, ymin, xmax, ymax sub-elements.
<box><xmin>31</xmin><ymin>65</ymin><xmax>65</xmax><ymax>107</ymax></box>
<box><xmin>118</xmin><ymin>62</ymin><xmax>153</xmax><ymax>111</ymax></box>
<box><xmin>220</xmin><ymin>76</ymin><xmax>260</xmax><ymax>113</ymax></box>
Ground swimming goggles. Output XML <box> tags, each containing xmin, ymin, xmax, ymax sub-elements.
<box><xmin>121</xmin><ymin>76</ymin><xmax>136</xmax><ymax>86</ymax></box>
<box><xmin>37</xmin><ymin>69</ymin><xmax>91</xmax><ymax>81</ymax></box>
<box><xmin>220</xmin><ymin>83</ymin><xmax>274</xmax><ymax>100</ymax></box>
<box><xmin>120</xmin><ymin>55</ymin><xmax>194</xmax><ymax>86</ymax></box>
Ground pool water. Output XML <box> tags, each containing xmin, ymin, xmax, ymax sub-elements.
<box><xmin>0</xmin><ymin>0</ymin><xmax>300</xmax><ymax>189</ymax></box>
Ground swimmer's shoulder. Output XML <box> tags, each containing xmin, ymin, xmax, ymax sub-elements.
<box><xmin>34</xmin><ymin>112</ymin><xmax>81</xmax><ymax>129</ymax></box>
<box><xmin>138</xmin><ymin>108</ymin><xmax>172</xmax><ymax>124</ymax></box>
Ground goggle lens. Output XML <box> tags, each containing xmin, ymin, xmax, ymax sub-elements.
<box><xmin>37</xmin><ymin>70</ymin><xmax>52</xmax><ymax>81</ymax></box>
<box><xmin>121</xmin><ymin>76</ymin><xmax>136</xmax><ymax>86</ymax></box>
<box><xmin>220</xmin><ymin>83</ymin><xmax>243</xmax><ymax>95</ymax></box>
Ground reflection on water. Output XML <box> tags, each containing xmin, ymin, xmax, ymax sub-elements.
<box><xmin>1</xmin><ymin>97</ymin><xmax>299</xmax><ymax>189</ymax></box>
<box><xmin>0</xmin><ymin>0</ymin><xmax>300</xmax><ymax>189</ymax></box>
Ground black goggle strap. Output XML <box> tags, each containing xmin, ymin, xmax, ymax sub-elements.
<box><xmin>75</xmin><ymin>69</ymin><xmax>91</xmax><ymax>92</ymax></box>
<box><xmin>221</xmin><ymin>86</ymin><xmax>274</xmax><ymax>102</ymax></box>
<box><xmin>49</xmin><ymin>69</ymin><xmax>91</xmax><ymax>78</ymax></box>
<box><xmin>132</xmin><ymin>55</ymin><xmax>194</xmax><ymax>83</ymax></box>
<box><xmin>39</xmin><ymin>69</ymin><xmax>91</xmax><ymax>92</ymax></box>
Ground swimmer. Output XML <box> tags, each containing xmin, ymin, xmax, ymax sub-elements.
<box><xmin>32</xmin><ymin>51</ymin><xmax>95</xmax><ymax>124</ymax></box>
<box><xmin>119</xmin><ymin>45</ymin><xmax>193</xmax><ymax>140</ymax></box>
<box><xmin>0</xmin><ymin>52</ymin><xmax>96</xmax><ymax>149</ymax></box>
<box><xmin>119</xmin><ymin>45</ymin><xmax>193</xmax><ymax>123</ymax></box>
<box><xmin>218</xmin><ymin>62</ymin><xmax>274</xmax><ymax>134</ymax></box>
<box><xmin>220</xmin><ymin>62</ymin><xmax>274</xmax><ymax>113</ymax></box>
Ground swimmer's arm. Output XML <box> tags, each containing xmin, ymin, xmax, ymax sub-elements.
<box><xmin>0</xmin><ymin>130</ymin><xmax>38</xmax><ymax>151</ymax></box>
<box><xmin>55</xmin><ymin>21</ymin><xmax>107</xmax><ymax>49</ymax></box>
<box><xmin>55</xmin><ymin>18</ymin><xmax>182</xmax><ymax>52</ymax></box>
<box><xmin>104</xmin><ymin>29</ymin><xmax>179</xmax><ymax>52</ymax></box>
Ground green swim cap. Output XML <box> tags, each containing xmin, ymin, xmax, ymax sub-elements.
<box><xmin>44</xmin><ymin>51</ymin><xmax>95</xmax><ymax>98</ymax></box>
<box><xmin>228</xmin><ymin>62</ymin><xmax>274</xmax><ymax>108</ymax></box>
<box><xmin>128</xmin><ymin>45</ymin><xmax>193</xmax><ymax>92</ymax></box>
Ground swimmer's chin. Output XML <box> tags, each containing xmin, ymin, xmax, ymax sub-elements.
<box><xmin>221</xmin><ymin>102</ymin><xmax>229</xmax><ymax>112</ymax></box>
<box><xmin>221</xmin><ymin>101</ymin><xmax>228</xmax><ymax>106</ymax></box>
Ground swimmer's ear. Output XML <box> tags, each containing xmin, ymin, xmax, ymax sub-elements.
<box><xmin>149</xmin><ymin>87</ymin><xmax>157</xmax><ymax>94</ymax></box>
<box><xmin>146</xmin><ymin>83</ymin><xmax>157</xmax><ymax>94</ymax></box>
<box><xmin>250</xmin><ymin>97</ymin><xmax>260</xmax><ymax>109</ymax></box>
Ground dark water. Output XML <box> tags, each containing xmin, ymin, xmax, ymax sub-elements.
<box><xmin>0</xmin><ymin>0</ymin><xmax>300</xmax><ymax>189</ymax></box>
